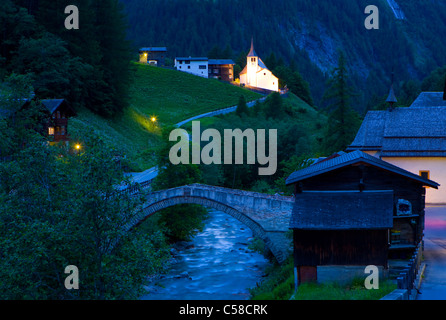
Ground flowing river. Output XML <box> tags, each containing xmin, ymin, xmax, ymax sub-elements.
<box><xmin>141</xmin><ymin>209</ymin><xmax>271</xmax><ymax>300</ymax></box>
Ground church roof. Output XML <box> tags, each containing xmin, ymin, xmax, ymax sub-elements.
<box><xmin>258</xmin><ymin>58</ymin><xmax>268</xmax><ymax>70</ymax></box>
<box><xmin>348</xmin><ymin>93</ymin><xmax>446</xmax><ymax>157</ymax></box>
<box><xmin>410</xmin><ymin>92</ymin><xmax>446</xmax><ymax>107</ymax></box>
<box><xmin>239</xmin><ymin>65</ymin><xmax>247</xmax><ymax>75</ymax></box>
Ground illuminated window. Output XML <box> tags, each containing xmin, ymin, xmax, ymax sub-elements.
<box><xmin>48</xmin><ymin>127</ymin><xmax>55</xmax><ymax>135</ymax></box>
<box><xmin>420</xmin><ymin>171</ymin><xmax>430</xmax><ymax>180</ymax></box>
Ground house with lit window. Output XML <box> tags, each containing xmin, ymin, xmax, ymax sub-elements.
<box><xmin>1</xmin><ymin>98</ymin><xmax>76</xmax><ymax>144</ymax></box>
<box><xmin>174</xmin><ymin>57</ymin><xmax>210</xmax><ymax>78</ymax></box>
<box><xmin>347</xmin><ymin>91</ymin><xmax>446</xmax><ymax>204</ymax></box>
<box><xmin>139</xmin><ymin>47</ymin><xmax>167</xmax><ymax>66</ymax></box>
<box><xmin>42</xmin><ymin>99</ymin><xmax>76</xmax><ymax>143</ymax></box>
<box><xmin>239</xmin><ymin>39</ymin><xmax>279</xmax><ymax>92</ymax></box>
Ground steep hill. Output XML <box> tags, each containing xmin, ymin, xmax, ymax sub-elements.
<box><xmin>70</xmin><ymin>63</ymin><xmax>261</xmax><ymax>171</ymax></box>
<box><xmin>120</xmin><ymin>0</ymin><xmax>446</xmax><ymax>111</ymax></box>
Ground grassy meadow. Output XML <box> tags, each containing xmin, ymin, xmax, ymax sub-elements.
<box><xmin>70</xmin><ymin>63</ymin><xmax>261</xmax><ymax>171</ymax></box>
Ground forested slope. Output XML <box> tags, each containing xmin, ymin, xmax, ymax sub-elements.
<box><xmin>121</xmin><ymin>0</ymin><xmax>446</xmax><ymax>110</ymax></box>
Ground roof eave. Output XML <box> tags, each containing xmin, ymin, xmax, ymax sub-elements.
<box><xmin>285</xmin><ymin>155</ymin><xmax>440</xmax><ymax>189</ymax></box>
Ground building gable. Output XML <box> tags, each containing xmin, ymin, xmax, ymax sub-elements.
<box><xmin>285</xmin><ymin>150</ymin><xmax>439</xmax><ymax>188</ymax></box>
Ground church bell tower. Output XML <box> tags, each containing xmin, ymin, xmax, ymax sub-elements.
<box><xmin>246</xmin><ymin>38</ymin><xmax>258</xmax><ymax>87</ymax></box>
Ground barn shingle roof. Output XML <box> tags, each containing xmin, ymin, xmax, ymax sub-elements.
<box><xmin>208</xmin><ymin>59</ymin><xmax>235</xmax><ymax>65</ymax></box>
<box><xmin>289</xmin><ymin>190</ymin><xmax>394</xmax><ymax>230</ymax></box>
<box><xmin>285</xmin><ymin>150</ymin><xmax>439</xmax><ymax>188</ymax></box>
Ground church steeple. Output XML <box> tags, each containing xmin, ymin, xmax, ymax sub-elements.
<box><xmin>386</xmin><ymin>72</ymin><xmax>397</xmax><ymax>111</ymax></box>
<box><xmin>247</xmin><ymin>37</ymin><xmax>257</xmax><ymax>57</ymax></box>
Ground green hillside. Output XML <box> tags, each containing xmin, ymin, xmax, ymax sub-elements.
<box><xmin>70</xmin><ymin>63</ymin><xmax>261</xmax><ymax>171</ymax></box>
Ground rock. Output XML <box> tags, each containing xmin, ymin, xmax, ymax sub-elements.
<box><xmin>174</xmin><ymin>241</ymin><xmax>194</xmax><ymax>251</ymax></box>
<box><xmin>173</xmin><ymin>271</ymin><xmax>192</xmax><ymax>280</ymax></box>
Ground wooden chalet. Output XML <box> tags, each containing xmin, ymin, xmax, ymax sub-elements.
<box><xmin>41</xmin><ymin>99</ymin><xmax>76</xmax><ymax>143</ymax></box>
<box><xmin>208</xmin><ymin>59</ymin><xmax>235</xmax><ymax>82</ymax></box>
<box><xmin>139</xmin><ymin>47</ymin><xmax>167</xmax><ymax>66</ymax></box>
<box><xmin>285</xmin><ymin>150</ymin><xmax>439</xmax><ymax>284</ymax></box>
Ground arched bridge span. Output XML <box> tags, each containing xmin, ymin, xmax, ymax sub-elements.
<box><xmin>125</xmin><ymin>184</ymin><xmax>294</xmax><ymax>263</ymax></box>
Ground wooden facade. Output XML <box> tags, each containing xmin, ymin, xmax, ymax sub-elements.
<box><xmin>286</xmin><ymin>150</ymin><xmax>439</xmax><ymax>284</ymax></box>
<box><xmin>208</xmin><ymin>59</ymin><xmax>235</xmax><ymax>82</ymax></box>
<box><xmin>139</xmin><ymin>47</ymin><xmax>167</xmax><ymax>66</ymax></box>
<box><xmin>42</xmin><ymin>99</ymin><xmax>76</xmax><ymax>143</ymax></box>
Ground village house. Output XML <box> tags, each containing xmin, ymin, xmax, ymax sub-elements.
<box><xmin>1</xmin><ymin>98</ymin><xmax>76</xmax><ymax>144</ymax></box>
<box><xmin>347</xmin><ymin>90</ymin><xmax>446</xmax><ymax>204</ymax></box>
<box><xmin>139</xmin><ymin>47</ymin><xmax>167</xmax><ymax>66</ymax></box>
<box><xmin>174</xmin><ymin>57</ymin><xmax>235</xmax><ymax>82</ymax></box>
<box><xmin>41</xmin><ymin>99</ymin><xmax>77</xmax><ymax>143</ymax></box>
<box><xmin>239</xmin><ymin>39</ymin><xmax>279</xmax><ymax>92</ymax></box>
<box><xmin>208</xmin><ymin>59</ymin><xmax>235</xmax><ymax>82</ymax></box>
<box><xmin>285</xmin><ymin>150</ymin><xmax>438</xmax><ymax>284</ymax></box>
<box><xmin>174</xmin><ymin>57</ymin><xmax>210</xmax><ymax>78</ymax></box>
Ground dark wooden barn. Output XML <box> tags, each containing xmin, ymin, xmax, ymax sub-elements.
<box><xmin>285</xmin><ymin>150</ymin><xmax>439</xmax><ymax>284</ymax></box>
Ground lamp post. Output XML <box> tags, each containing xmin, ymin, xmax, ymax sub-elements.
<box><xmin>75</xmin><ymin>143</ymin><xmax>81</xmax><ymax>155</ymax></box>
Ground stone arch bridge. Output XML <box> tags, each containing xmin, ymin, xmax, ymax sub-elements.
<box><xmin>124</xmin><ymin>184</ymin><xmax>294</xmax><ymax>263</ymax></box>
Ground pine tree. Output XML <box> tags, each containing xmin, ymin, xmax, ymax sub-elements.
<box><xmin>236</xmin><ymin>95</ymin><xmax>249</xmax><ymax>117</ymax></box>
<box><xmin>322</xmin><ymin>51</ymin><xmax>361</xmax><ymax>154</ymax></box>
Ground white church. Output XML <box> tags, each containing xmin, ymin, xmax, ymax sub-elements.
<box><xmin>239</xmin><ymin>40</ymin><xmax>279</xmax><ymax>92</ymax></box>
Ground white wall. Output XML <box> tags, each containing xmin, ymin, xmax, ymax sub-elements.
<box><xmin>256</xmin><ymin>69</ymin><xmax>279</xmax><ymax>92</ymax></box>
<box><xmin>175</xmin><ymin>59</ymin><xmax>208</xmax><ymax>78</ymax></box>
<box><xmin>382</xmin><ymin>157</ymin><xmax>446</xmax><ymax>204</ymax></box>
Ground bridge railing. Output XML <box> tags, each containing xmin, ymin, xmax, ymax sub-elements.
<box><xmin>184</xmin><ymin>183</ymin><xmax>294</xmax><ymax>201</ymax></box>
<box><xmin>115</xmin><ymin>179</ymin><xmax>153</xmax><ymax>197</ymax></box>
